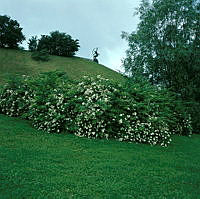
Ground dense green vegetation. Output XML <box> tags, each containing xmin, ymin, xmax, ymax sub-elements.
<box><xmin>122</xmin><ymin>0</ymin><xmax>200</xmax><ymax>132</ymax></box>
<box><xmin>0</xmin><ymin>71</ymin><xmax>192</xmax><ymax>146</ymax></box>
<box><xmin>0</xmin><ymin>48</ymin><xmax>123</xmax><ymax>85</ymax></box>
<box><xmin>0</xmin><ymin>114</ymin><xmax>200</xmax><ymax>198</ymax></box>
<box><xmin>29</xmin><ymin>31</ymin><xmax>80</xmax><ymax>57</ymax></box>
<box><xmin>0</xmin><ymin>15</ymin><xmax>25</xmax><ymax>48</ymax></box>
<box><xmin>0</xmin><ymin>3</ymin><xmax>199</xmax><ymax>197</ymax></box>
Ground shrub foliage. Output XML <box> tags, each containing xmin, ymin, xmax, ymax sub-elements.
<box><xmin>0</xmin><ymin>72</ymin><xmax>192</xmax><ymax>146</ymax></box>
<box><xmin>31</xmin><ymin>49</ymin><xmax>50</xmax><ymax>62</ymax></box>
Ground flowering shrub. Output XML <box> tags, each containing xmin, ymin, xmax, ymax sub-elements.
<box><xmin>0</xmin><ymin>75</ymin><xmax>33</xmax><ymax>117</ymax></box>
<box><xmin>170</xmin><ymin>102</ymin><xmax>193</xmax><ymax>136</ymax></box>
<box><xmin>25</xmin><ymin>71</ymin><xmax>74</xmax><ymax>133</ymax></box>
<box><xmin>73</xmin><ymin>75</ymin><xmax>114</xmax><ymax>139</ymax></box>
<box><xmin>63</xmin><ymin>75</ymin><xmax>191</xmax><ymax>146</ymax></box>
<box><xmin>107</xmin><ymin>83</ymin><xmax>172</xmax><ymax>146</ymax></box>
<box><xmin>0</xmin><ymin>72</ymin><xmax>193</xmax><ymax>146</ymax></box>
<box><xmin>28</xmin><ymin>86</ymin><xmax>71</xmax><ymax>133</ymax></box>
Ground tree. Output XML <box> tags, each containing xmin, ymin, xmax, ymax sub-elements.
<box><xmin>28</xmin><ymin>36</ymin><xmax>38</xmax><ymax>52</ymax></box>
<box><xmin>122</xmin><ymin>0</ymin><xmax>200</xmax><ymax>132</ymax></box>
<box><xmin>122</xmin><ymin>0</ymin><xmax>200</xmax><ymax>93</ymax></box>
<box><xmin>0</xmin><ymin>15</ymin><xmax>25</xmax><ymax>49</ymax></box>
<box><xmin>36</xmin><ymin>31</ymin><xmax>80</xmax><ymax>57</ymax></box>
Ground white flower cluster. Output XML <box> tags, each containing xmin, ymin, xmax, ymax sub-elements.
<box><xmin>74</xmin><ymin>76</ymin><xmax>112</xmax><ymax>139</ymax></box>
<box><xmin>116</xmin><ymin>116</ymin><xmax>172</xmax><ymax>147</ymax></box>
<box><xmin>0</xmin><ymin>83</ymin><xmax>32</xmax><ymax>117</ymax></box>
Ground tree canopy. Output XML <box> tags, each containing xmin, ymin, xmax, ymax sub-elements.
<box><xmin>122</xmin><ymin>0</ymin><xmax>200</xmax><ymax>94</ymax></box>
<box><xmin>29</xmin><ymin>31</ymin><xmax>80</xmax><ymax>57</ymax></box>
<box><xmin>122</xmin><ymin>0</ymin><xmax>200</xmax><ymax>132</ymax></box>
<box><xmin>0</xmin><ymin>15</ymin><xmax>25</xmax><ymax>49</ymax></box>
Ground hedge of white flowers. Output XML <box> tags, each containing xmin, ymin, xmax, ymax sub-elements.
<box><xmin>0</xmin><ymin>71</ymin><xmax>192</xmax><ymax>147</ymax></box>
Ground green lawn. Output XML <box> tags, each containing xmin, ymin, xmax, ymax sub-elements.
<box><xmin>0</xmin><ymin>48</ymin><xmax>123</xmax><ymax>85</ymax></box>
<box><xmin>0</xmin><ymin>114</ymin><xmax>200</xmax><ymax>199</ymax></box>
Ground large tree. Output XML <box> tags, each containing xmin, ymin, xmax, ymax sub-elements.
<box><xmin>122</xmin><ymin>0</ymin><xmax>200</xmax><ymax>95</ymax></box>
<box><xmin>122</xmin><ymin>0</ymin><xmax>200</xmax><ymax>131</ymax></box>
<box><xmin>0</xmin><ymin>15</ymin><xmax>25</xmax><ymax>48</ymax></box>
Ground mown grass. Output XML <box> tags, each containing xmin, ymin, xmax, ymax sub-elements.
<box><xmin>0</xmin><ymin>114</ymin><xmax>200</xmax><ymax>199</ymax></box>
<box><xmin>0</xmin><ymin>48</ymin><xmax>123</xmax><ymax>85</ymax></box>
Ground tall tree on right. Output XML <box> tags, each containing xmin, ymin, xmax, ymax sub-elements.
<box><xmin>122</xmin><ymin>0</ymin><xmax>200</xmax><ymax>132</ymax></box>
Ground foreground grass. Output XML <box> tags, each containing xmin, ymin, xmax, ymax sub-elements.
<box><xmin>0</xmin><ymin>114</ymin><xmax>200</xmax><ymax>199</ymax></box>
<box><xmin>0</xmin><ymin>48</ymin><xmax>123</xmax><ymax>85</ymax></box>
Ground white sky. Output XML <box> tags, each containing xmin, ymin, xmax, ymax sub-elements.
<box><xmin>0</xmin><ymin>0</ymin><xmax>140</xmax><ymax>72</ymax></box>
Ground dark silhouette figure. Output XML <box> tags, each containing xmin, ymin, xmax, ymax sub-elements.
<box><xmin>92</xmin><ymin>48</ymin><xmax>99</xmax><ymax>63</ymax></box>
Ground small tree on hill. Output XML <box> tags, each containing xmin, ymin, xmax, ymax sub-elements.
<box><xmin>33</xmin><ymin>31</ymin><xmax>80</xmax><ymax>57</ymax></box>
<box><xmin>28</xmin><ymin>36</ymin><xmax>38</xmax><ymax>52</ymax></box>
<box><xmin>0</xmin><ymin>15</ymin><xmax>25</xmax><ymax>49</ymax></box>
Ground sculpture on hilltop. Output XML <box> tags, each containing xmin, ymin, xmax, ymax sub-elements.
<box><xmin>92</xmin><ymin>48</ymin><xmax>99</xmax><ymax>63</ymax></box>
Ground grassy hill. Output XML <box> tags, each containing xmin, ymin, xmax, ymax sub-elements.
<box><xmin>0</xmin><ymin>48</ymin><xmax>123</xmax><ymax>85</ymax></box>
<box><xmin>1</xmin><ymin>48</ymin><xmax>200</xmax><ymax>198</ymax></box>
<box><xmin>0</xmin><ymin>114</ymin><xmax>200</xmax><ymax>198</ymax></box>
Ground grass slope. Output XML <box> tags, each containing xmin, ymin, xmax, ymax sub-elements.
<box><xmin>0</xmin><ymin>114</ymin><xmax>200</xmax><ymax>199</ymax></box>
<box><xmin>0</xmin><ymin>48</ymin><xmax>123</xmax><ymax>85</ymax></box>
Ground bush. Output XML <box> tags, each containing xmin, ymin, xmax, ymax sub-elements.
<box><xmin>186</xmin><ymin>101</ymin><xmax>200</xmax><ymax>133</ymax></box>
<box><xmin>25</xmin><ymin>71</ymin><xmax>74</xmax><ymax>133</ymax></box>
<box><xmin>0</xmin><ymin>72</ymin><xmax>193</xmax><ymax>146</ymax></box>
<box><xmin>0</xmin><ymin>75</ymin><xmax>33</xmax><ymax>117</ymax></box>
<box><xmin>72</xmin><ymin>76</ymin><xmax>114</xmax><ymax>139</ymax></box>
<box><xmin>31</xmin><ymin>49</ymin><xmax>50</xmax><ymax>62</ymax></box>
<box><xmin>28</xmin><ymin>36</ymin><xmax>38</xmax><ymax>52</ymax></box>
